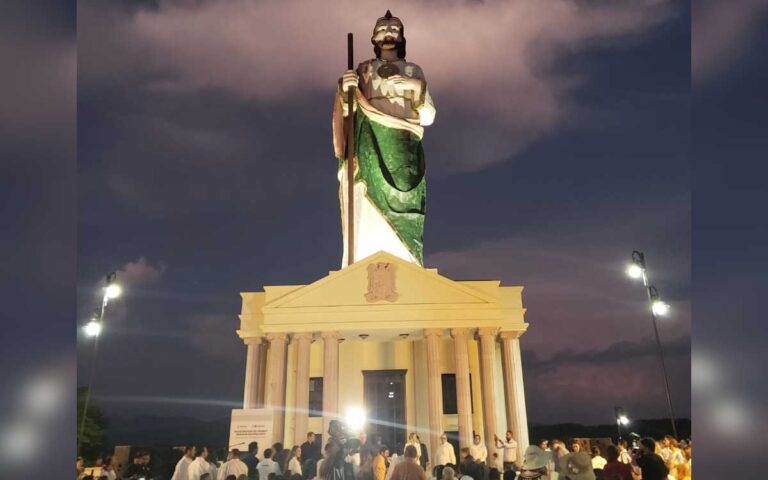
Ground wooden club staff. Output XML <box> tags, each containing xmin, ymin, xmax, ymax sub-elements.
<box><xmin>346</xmin><ymin>32</ymin><xmax>356</xmax><ymax>264</ymax></box>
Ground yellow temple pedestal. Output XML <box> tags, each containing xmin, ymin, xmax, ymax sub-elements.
<box><xmin>233</xmin><ymin>251</ymin><xmax>530</xmax><ymax>465</ymax></box>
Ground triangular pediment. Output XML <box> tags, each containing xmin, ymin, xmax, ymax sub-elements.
<box><xmin>264</xmin><ymin>251</ymin><xmax>497</xmax><ymax>310</ymax></box>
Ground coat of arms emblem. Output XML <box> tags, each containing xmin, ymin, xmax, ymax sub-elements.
<box><xmin>365</xmin><ymin>262</ymin><xmax>398</xmax><ymax>302</ymax></box>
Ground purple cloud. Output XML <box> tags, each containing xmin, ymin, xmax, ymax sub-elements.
<box><xmin>80</xmin><ymin>0</ymin><xmax>678</xmax><ymax>172</ymax></box>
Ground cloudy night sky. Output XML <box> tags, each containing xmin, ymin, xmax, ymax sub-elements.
<box><xmin>76</xmin><ymin>0</ymin><xmax>692</xmax><ymax>433</ymax></box>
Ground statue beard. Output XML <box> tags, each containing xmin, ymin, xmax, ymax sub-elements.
<box><xmin>376</xmin><ymin>38</ymin><xmax>400</xmax><ymax>50</ymax></box>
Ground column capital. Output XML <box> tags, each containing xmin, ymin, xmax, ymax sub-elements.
<box><xmin>320</xmin><ymin>331</ymin><xmax>341</xmax><ymax>340</ymax></box>
<box><xmin>423</xmin><ymin>328</ymin><xmax>444</xmax><ymax>338</ymax></box>
<box><xmin>243</xmin><ymin>337</ymin><xmax>264</xmax><ymax>346</ymax></box>
<box><xmin>477</xmin><ymin>327</ymin><xmax>499</xmax><ymax>338</ymax></box>
<box><xmin>450</xmin><ymin>327</ymin><xmax>470</xmax><ymax>339</ymax></box>
<box><xmin>293</xmin><ymin>332</ymin><xmax>315</xmax><ymax>342</ymax></box>
<box><xmin>499</xmin><ymin>330</ymin><xmax>523</xmax><ymax>340</ymax></box>
<box><xmin>265</xmin><ymin>332</ymin><xmax>288</xmax><ymax>343</ymax></box>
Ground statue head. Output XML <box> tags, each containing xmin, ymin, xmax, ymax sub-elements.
<box><xmin>372</xmin><ymin>10</ymin><xmax>406</xmax><ymax>59</ymax></box>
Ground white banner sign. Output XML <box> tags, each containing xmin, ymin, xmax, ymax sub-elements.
<box><xmin>229</xmin><ymin>408</ymin><xmax>274</xmax><ymax>450</ymax></box>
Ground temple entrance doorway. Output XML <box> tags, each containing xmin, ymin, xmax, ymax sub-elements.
<box><xmin>363</xmin><ymin>369</ymin><xmax>407</xmax><ymax>455</ymax></box>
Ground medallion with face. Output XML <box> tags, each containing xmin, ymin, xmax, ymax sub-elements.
<box><xmin>376</xmin><ymin>62</ymin><xmax>400</xmax><ymax>79</ymax></box>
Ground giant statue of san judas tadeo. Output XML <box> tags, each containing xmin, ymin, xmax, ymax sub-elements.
<box><xmin>333</xmin><ymin>11</ymin><xmax>436</xmax><ymax>267</ymax></box>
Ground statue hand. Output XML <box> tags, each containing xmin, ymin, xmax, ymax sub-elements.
<box><xmin>341</xmin><ymin>69</ymin><xmax>359</xmax><ymax>93</ymax></box>
<box><xmin>389</xmin><ymin>75</ymin><xmax>421</xmax><ymax>95</ymax></box>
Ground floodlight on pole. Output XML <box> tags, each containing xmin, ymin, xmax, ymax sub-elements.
<box><xmin>614</xmin><ymin>407</ymin><xmax>630</xmax><ymax>440</ymax></box>
<box><xmin>105</xmin><ymin>283</ymin><xmax>122</xmax><ymax>299</ymax></box>
<box><xmin>626</xmin><ymin>264</ymin><xmax>643</xmax><ymax>279</ymax></box>
<box><xmin>619</xmin><ymin>415</ymin><xmax>630</xmax><ymax>425</ymax></box>
<box><xmin>78</xmin><ymin>271</ymin><xmax>121</xmax><ymax>454</ymax></box>
<box><xmin>627</xmin><ymin>251</ymin><xmax>678</xmax><ymax>438</ymax></box>
<box><xmin>652</xmin><ymin>300</ymin><xmax>670</xmax><ymax>316</ymax></box>
<box><xmin>83</xmin><ymin>320</ymin><xmax>102</xmax><ymax>337</ymax></box>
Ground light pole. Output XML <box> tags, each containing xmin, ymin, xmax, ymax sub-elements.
<box><xmin>614</xmin><ymin>406</ymin><xmax>630</xmax><ymax>441</ymax></box>
<box><xmin>627</xmin><ymin>251</ymin><xmax>678</xmax><ymax>438</ymax></box>
<box><xmin>78</xmin><ymin>272</ymin><xmax>121</xmax><ymax>453</ymax></box>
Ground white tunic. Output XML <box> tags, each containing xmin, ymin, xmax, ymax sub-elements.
<box><xmin>288</xmin><ymin>457</ymin><xmax>303</xmax><ymax>476</ymax></box>
<box><xmin>435</xmin><ymin>442</ymin><xmax>456</xmax><ymax>466</ymax></box>
<box><xmin>217</xmin><ymin>458</ymin><xmax>249</xmax><ymax>480</ymax></box>
<box><xmin>188</xmin><ymin>457</ymin><xmax>212</xmax><ymax>479</ymax></box>
<box><xmin>171</xmin><ymin>456</ymin><xmax>193</xmax><ymax>480</ymax></box>
<box><xmin>469</xmin><ymin>444</ymin><xmax>487</xmax><ymax>463</ymax></box>
<box><xmin>495</xmin><ymin>439</ymin><xmax>518</xmax><ymax>463</ymax></box>
<box><xmin>360</xmin><ymin>59</ymin><xmax>435</xmax><ymax>125</ymax></box>
<box><xmin>257</xmin><ymin>458</ymin><xmax>281</xmax><ymax>480</ymax></box>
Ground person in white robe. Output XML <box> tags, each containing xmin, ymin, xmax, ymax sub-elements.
<box><xmin>435</xmin><ymin>434</ymin><xmax>456</xmax><ymax>467</ymax></box>
<box><xmin>217</xmin><ymin>449</ymin><xmax>249</xmax><ymax>480</ymax></box>
<box><xmin>171</xmin><ymin>446</ymin><xmax>195</xmax><ymax>480</ymax></box>
<box><xmin>189</xmin><ymin>446</ymin><xmax>212</xmax><ymax>479</ymax></box>
<box><xmin>469</xmin><ymin>435</ymin><xmax>487</xmax><ymax>464</ymax></box>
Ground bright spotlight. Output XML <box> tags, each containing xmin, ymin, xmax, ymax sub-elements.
<box><xmin>626</xmin><ymin>264</ymin><xmax>643</xmax><ymax>279</ymax></box>
<box><xmin>83</xmin><ymin>320</ymin><xmax>102</xmax><ymax>337</ymax></box>
<box><xmin>618</xmin><ymin>415</ymin><xmax>630</xmax><ymax>425</ymax></box>
<box><xmin>651</xmin><ymin>300</ymin><xmax>670</xmax><ymax>316</ymax></box>
<box><xmin>345</xmin><ymin>406</ymin><xmax>366</xmax><ymax>432</ymax></box>
<box><xmin>105</xmin><ymin>283</ymin><xmax>122</xmax><ymax>299</ymax></box>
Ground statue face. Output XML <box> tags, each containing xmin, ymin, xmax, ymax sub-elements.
<box><xmin>372</xmin><ymin>20</ymin><xmax>403</xmax><ymax>50</ymax></box>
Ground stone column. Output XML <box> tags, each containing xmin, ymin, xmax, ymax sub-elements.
<box><xmin>478</xmin><ymin>327</ymin><xmax>499</xmax><ymax>454</ymax></box>
<box><xmin>294</xmin><ymin>333</ymin><xmax>314</xmax><ymax>446</ymax></box>
<box><xmin>258</xmin><ymin>343</ymin><xmax>268</xmax><ymax>407</ymax></box>
<box><xmin>321</xmin><ymin>331</ymin><xmax>341</xmax><ymax>443</ymax></box>
<box><xmin>451</xmin><ymin>328</ymin><xmax>473</xmax><ymax>450</ymax></box>
<box><xmin>243</xmin><ymin>337</ymin><xmax>264</xmax><ymax>409</ymax></box>
<box><xmin>266</xmin><ymin>333</ymin><xmax>289</xmax><ymax>443</ymax></box>
<box><xmin>499</xmin><ymin>331</ymin><xmax>529</xmax><ymax>463</ymax></box>
<box><xmin>424</xmin><ymin>329</ymin><xmax>444</xmax><ymax>465</ymax></box>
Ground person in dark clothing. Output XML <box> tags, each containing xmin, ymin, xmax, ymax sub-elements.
<box><xmin>633</xmin><ymin>438</ymin><xmax>668</xmax><ymax>480</ymax></box>
<box><xmin>244</xmin><ymin>442</ymin><xmax>259</xmax><ymax>479</ymax></box>
<box><xmin>417</xmin><ymin>435</ymin><xmax>429</xmax><ymax>471</ymax></box>
<box><xmin>273</xmin><ymin>443</ymin><xmax>288</xmax><ymax>475</ymax></box>
<box><xmin>301</xmin><ymin>432</ymin><xmax>320</xmax><ymax>463</ymax></box>
<box><xmin>122</xmin><ymin>451</ymin><xmax>146</xmax><ymax>479</ymax></box>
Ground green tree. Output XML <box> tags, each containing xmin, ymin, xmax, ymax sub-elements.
<box><xmin>77</xmin><ymin>386</ymin><xmax>106</xmax><ymax>462</ymax></box>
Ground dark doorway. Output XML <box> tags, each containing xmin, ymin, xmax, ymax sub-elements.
<box><xmin>363</xmin><ymin>369</ymin><xmax>407</xmax><ymax>455</ymax></box>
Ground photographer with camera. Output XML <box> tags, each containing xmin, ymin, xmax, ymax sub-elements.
<box><xmin>319</xmin><ymin>420</ymin><xmax>356</xmax><ymax>480</ymax></box>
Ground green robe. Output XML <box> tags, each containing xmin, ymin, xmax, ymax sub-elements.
<box><xmin>338</xmin><ymin>109</ymin><xmax>426</xmax><ymax>265</ymax></box>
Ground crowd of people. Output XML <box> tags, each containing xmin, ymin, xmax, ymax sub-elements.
<box><xmin>76</xmin><ymin>430</ymin><xmax>691</xmax><ymax>480</ymax></box>
<box><xmin>521</xmin><ymin>435</ymin><xmax>691</xmax><ymax>480</ymax></box>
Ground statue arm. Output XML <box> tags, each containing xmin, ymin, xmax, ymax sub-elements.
<box><xmin>416</xmin><ymin>87</ymin><xmax>436</xmax><ymax>126</ymax></box>
<box><xmin>409</xmin><ymin>65</ymin><xmax>435</xmax><ymax>126</ymax></box>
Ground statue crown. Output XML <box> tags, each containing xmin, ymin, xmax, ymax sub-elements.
<box><xmin>375</xmin><ymin>10</ymin><xmax>403</xmax><ymax>28</ymax></box>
